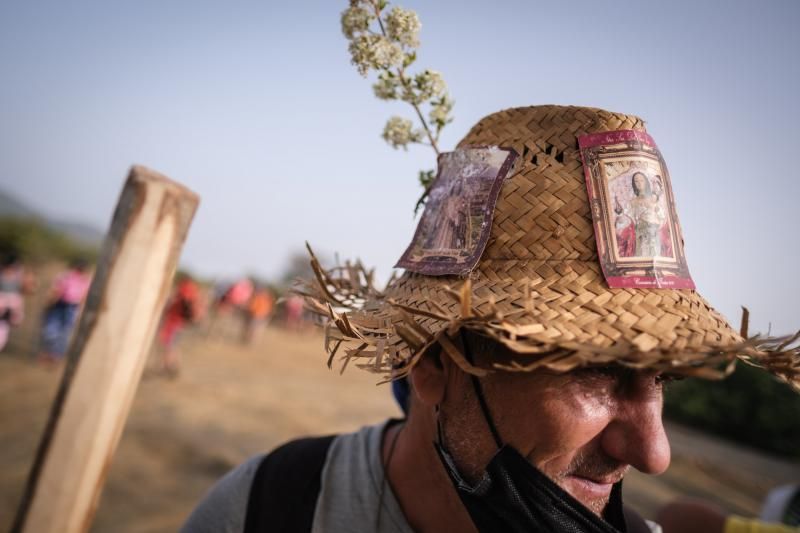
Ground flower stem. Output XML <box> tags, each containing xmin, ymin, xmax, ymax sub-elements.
<box><xmin>372</xmin><ymin>1</ymin><xmax>440</xmax><ymax>156</ymax></box>
<box><xmin>408</xmin><ymin>97</ymin><xmax>440</xmax><ymax>155</ymax></box>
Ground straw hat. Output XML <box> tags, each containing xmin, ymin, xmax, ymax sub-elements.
<box><xmin>299</xmin><ymin>105</ymin><xmax>799</xmax><ymax>388</ymax></box>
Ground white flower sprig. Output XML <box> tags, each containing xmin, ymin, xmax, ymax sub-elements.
<box><xmin>341</xmin><ymin>0</ymin><xmax>455</xmax><ymax>209</ymax></box>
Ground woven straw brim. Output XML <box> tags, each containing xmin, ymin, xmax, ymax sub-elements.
<box><xmin>299</xmin><ymin>249</ymin><xmax>799</xmax><ymax>389</ymax></box>
<box><xmin>296</xmin><ymin>105</ymin><xmax>799</xmax><ymax>389</ymax></box>
<box><xmin>383</xmin><ymin>261</ymin><xmax>740</xmax><ymax>358</ymax></box>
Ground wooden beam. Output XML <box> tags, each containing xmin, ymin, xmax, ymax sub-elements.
<box><xmin>12</xmin><ymin>166</ymin><xmax>200</xmax><ymax>533</ymax></box>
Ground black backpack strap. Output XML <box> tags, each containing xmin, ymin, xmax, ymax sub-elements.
<box><xmin>244</xmin><ymin>435</ymin><xmax>336</xmax><ymax>533</ymax></box>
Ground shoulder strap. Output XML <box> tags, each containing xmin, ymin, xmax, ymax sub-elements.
<box><xmin>244</xmin><ymin>435</ymin><xmax>336</xmax><ymax>533</ymax></box>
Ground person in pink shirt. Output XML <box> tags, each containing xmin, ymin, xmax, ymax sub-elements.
<box><xmin>38</xmin><ymin>259</ymin><xmax>92</xmax><ymax>365</ymax></box>
<box><xmin>225</xmin><ymin>278</ymin><xmax>254</xmax><ymax>308</ymax></box>
<box><xmin>208</xmin><ymin>278</ymin><xmax>253</xmax><ymax>341</ymax></box>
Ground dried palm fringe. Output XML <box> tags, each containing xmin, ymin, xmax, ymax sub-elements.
<box><xmin>293</xmin><ymin>246</ymin><xmax>800</xmax><ymax>392</ymax></box>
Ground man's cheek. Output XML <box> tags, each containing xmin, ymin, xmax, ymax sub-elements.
<box><xmin>526</xmin><ymin>407</ymin><xmax>614</xmax><ymax>468</ymax></box>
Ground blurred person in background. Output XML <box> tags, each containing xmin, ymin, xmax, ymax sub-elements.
<box><xmin>205</xmin><ymin>279</ymin><xmax>232</xmax><ymax>339</ymax></box>
<box><xmin>208</xmin><ymin>277</ymin><xmax>253</xmax><ymax>340</ymax></box>
<box><xmin>243</xmin><ymin>285</ymin><xmax>274</xmax><ymax>345</ymax></box>
<box><xmin>0</xmin><ymin>253</ymin><xmax>35</xmax><ymax>352</ymax></box>
<box><xmin>38</xmin><ymin>259</ymin><xmax>91</xmax><ymax>366</ymax></box>
<box><xmin>283</xmin><ymin>294</ymin><xmax>305</xmax><ymax>332</ymax></box>
<box><xmin>157</xmin><ymin>273</ymin><xmax>203</xmax><ymax>377</ymax></box>
<box><xmin>226</xmin><ymin>278</ymin><xmax>254</xmax><ymax>311</ymax></box>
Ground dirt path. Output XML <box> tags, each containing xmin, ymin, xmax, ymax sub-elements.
<box><xmin>1</xmin><ymin>326</ymin><xmax>796</xmax><ymax>532</ymax></box>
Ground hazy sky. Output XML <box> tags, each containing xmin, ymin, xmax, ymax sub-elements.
<box><xmin>1</xmin><ymin>0</ymin><xmax>798</xmax><ymax>335</ymax></box>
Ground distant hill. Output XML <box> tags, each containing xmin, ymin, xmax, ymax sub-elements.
<box><xmin>48</xmin><ymin>219</ymin><xmax>105</xmax><ymax>245</ymax></box>
<box><xmin>0</xmin><ymin>189</ymin><xmax>104</xmax><ymax>245</ymax></box>
<box><xmin>0</xmin><ymin>190</ymin><xmax>37</xmax><ymax>218</ymax></box>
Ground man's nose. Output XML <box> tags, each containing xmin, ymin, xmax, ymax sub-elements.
<box><xmin>599</xmin><ymin>389</ymin><xmax>671</xmax><ymax>475</ymax></box>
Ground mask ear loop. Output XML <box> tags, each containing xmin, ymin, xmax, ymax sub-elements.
<box><xmin>460</xmin><ymin>330</ymin><xmax>504</xmax><ymax>450</ymax></box>
<box><xmin>435</xmin><ymin>404</ymin><xmax>445</xmax><ymax>446</ymax></box>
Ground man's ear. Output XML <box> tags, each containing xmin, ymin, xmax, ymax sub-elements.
<box><xmin>409</xmin><ymin>345</ymin><xmax>448</xmax><ymax>408</ymax></box>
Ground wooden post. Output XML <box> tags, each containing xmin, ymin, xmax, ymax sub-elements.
<box><xmin>12</xmin><ymin>166</ymin><xmax>200</xmax><ymax>533</ymax></box>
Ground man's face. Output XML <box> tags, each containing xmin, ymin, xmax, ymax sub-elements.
<box><xmin>440</xmin><ymin>363</ymin><xmax>671</xmax><ymax>516</ymax></box>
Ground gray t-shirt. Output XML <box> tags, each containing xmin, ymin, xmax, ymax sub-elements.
<box><xmin>182</xmin><ymin>421</ymin><xmax>661</xmax><ymax>533</ymax></box>
<box><xmin>181</xmin><ymin>420</ymin><xmax>412</xmax><ymax>533</ymax></box>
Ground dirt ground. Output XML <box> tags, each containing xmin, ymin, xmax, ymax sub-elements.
<box><xmin>1</xmin><ymin>325</ymin><xmax>798</xmax><ymax>532</ymax></box>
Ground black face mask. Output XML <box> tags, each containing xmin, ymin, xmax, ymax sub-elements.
<box><xmin>434</xmin><ymin>334</ymin><xmax>629</xmax><ymax>533</ymax></box>
<box><xmin>435</xmin><ymin>442</ymin><xmax>627</xmax><ymax>533</ymax></box>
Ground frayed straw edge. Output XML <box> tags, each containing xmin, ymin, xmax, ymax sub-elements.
<box><xmin>293</xmin><ymin>248</ymin><xmax>800</xmax><ymax>392</ymax></box>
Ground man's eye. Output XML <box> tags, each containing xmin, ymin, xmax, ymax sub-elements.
<box><xmin>592</xmin><ymin>366</ymin><xmax>622</xmax><ymax>377</ymax></box>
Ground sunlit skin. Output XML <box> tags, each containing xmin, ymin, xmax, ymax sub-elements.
<box><xmin>383</xmin><ymin>345</ymin><xmax>672</xmax><ymax>533</ymax></box>
<box><xmin>471</xmin><ymin>365</ymin><xmax>671</xmax><ymax>514</ymax></box>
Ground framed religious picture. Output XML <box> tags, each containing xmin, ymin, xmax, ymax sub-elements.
<box><xmin>396</xmin><ymin>146</ymin><xmax>517</xmax><ymax>276</ymax></box>
<box><xmin>578</xmin><ymin>130</ymin><xmax>695</xmax><ymax>289</ymax></box>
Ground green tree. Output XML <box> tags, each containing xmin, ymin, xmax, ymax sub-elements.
<box><xmin>0</xmin><ymin>217</ymin><xmax>97</xmax><ymax>265</ymax></box>
<box><xmin>664</xmin><ymin>364</ymin><xmax>800</xmax><ymax>459</ymax></box>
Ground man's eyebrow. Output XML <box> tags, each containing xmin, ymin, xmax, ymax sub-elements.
<box><xmin>575</xmin><ymin>365</ymin><xmax>629</xmax><ymax>378</ymax></box>
<box><xmin>563</xmin><ymin>366</ymin><xmax>624</xmax><ymax>387</ymax></box>
<box><xmin>572</xmin><ymin>366</ymin><xmax>656</xmax><ymax>390</ymax></box>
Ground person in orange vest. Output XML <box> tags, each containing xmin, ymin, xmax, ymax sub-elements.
<box><xmin>243</xmin><ymin>286</ymin><xmax>274</xmax><ymax>345</ymax></box>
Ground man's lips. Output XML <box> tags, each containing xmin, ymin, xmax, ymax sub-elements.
<box><xmin>563</xmin><ymin>474</ymin><xmax>622</xmax><ymax>500</ymax></box>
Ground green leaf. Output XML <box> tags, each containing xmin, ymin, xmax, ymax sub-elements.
<box><xmin>418</xmin><ymin>169</ymin><xmax>435</xmax><ymax>189</ymax></box>
<box><xmin>413</xmin><ymin>171</ymin><xmax>435</xmax><ymax>214</ymax></box>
